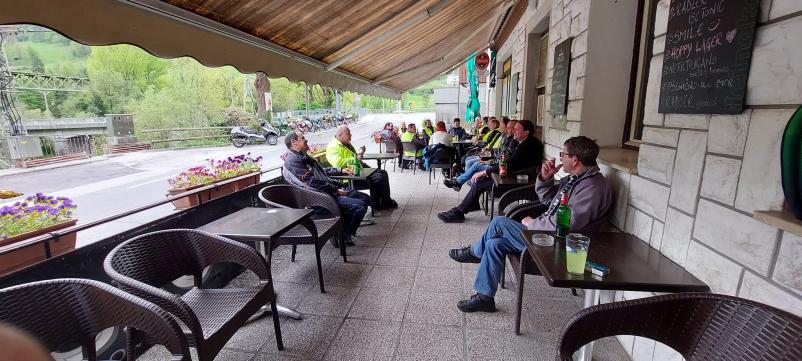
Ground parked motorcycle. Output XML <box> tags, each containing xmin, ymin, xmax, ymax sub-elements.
<box><xmin>231</xmin><ymin>122</ymin><xmax>280</xmax><ymax>147</ymax></box>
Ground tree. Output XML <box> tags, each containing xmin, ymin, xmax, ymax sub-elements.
<box><xmin>254</xmin><ymin>72</ymin><xmax>270</xmax><ymax>119</ymax></box>
<box><xmin>86</xmin><ymin>44</ymin><xmax>168</xmax><ymax>114</ymax></box>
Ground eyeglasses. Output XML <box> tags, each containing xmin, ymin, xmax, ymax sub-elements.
<box><xmin>560</xmin><ymin>152</ymin><xmax>574</xmax><ymax>158</ymax></box>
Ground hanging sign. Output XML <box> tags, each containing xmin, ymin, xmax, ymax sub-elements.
<box><xmin>550</xmin><ymin>38</ymin><xmax>572</xmax><ymax>116</ymax></box>
<box><xmin>475</xmin><ymin>52</ymin><xmax>490</xmax><ymax>72</ymax></box>
<box><xmin>658</xmin><ymin>0</ymin><xmax>759</xmax><ymax>114</ymax></box>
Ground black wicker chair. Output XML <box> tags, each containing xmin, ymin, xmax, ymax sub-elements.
<box><xmin>400</xmin><ymin>141</ymin><xmax>422</xmax><ymax>174</ymax></box>
<box><xmin>502</xmin><ymin>205</ymin><xmax>611</xmax><ymax>335</ymax></box>
<box><xmin>497</xmin><ymin>183</ymin><xmax>542</xmax><ymax>218</ymax></box>
<box><xmin>104</xmin><ymin>229</ymin><xmax>283</xmax><ymax>361</ymax></box>
<box><xmin>557</xmin><ymin>293</ymin><xmax>802</xmax><ymax>361</ymax></box>
<box><xmin>259</xmin><ymin>184</ymin><xmax>343</xmax><ymax>286</ymax></box>
<box><xmin>0</xmin><ymin>278</ymin><xmax>190</xmax><ymax>361</ymax></box>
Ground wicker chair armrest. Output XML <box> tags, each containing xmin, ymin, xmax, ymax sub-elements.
<box><xmin>190</xmin><ymin>230</ymin><xmax>273</xmax><ymax>279</ymax></box>
<box><xmin>0</xmin><ymin>279</ymin><xmax>191</xmax><ymax>360</ymax></box>
<box><xmin>505</xmin><ymin>202</ymin><xmax>545</xmax><ymax>222</ymax></box>
<box><xmin>498</xmin><ymin>184</ymin><xmax>541</xmax><ymax>215</ymax></box>
<box><xmin>557</xmin><ymin>293</ymin><xmax>802</xmax><ymax>361</ymax></box>
<box><xmin>103</xmin><ymin>259</ymin><xmax>203</xmax><ymax>338</ymax></box>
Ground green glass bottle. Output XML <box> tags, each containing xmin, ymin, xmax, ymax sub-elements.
<box><xmin>555</xmin><ymin>192</ymin><xmax>571</xmax><ymax>237</ymax></box>
<box><xmin>352</xmin><ymin>157</ymin><xmax>361</xmax><ymax>177</ymax></box>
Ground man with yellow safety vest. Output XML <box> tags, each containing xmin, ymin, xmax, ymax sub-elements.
<box><xmin>399</xmin><ymin>123</ymin><xmax>427</xmax><ymax>170</ymax></box>
<box><xmin>421</xmin><ymin>119</ymin><xmax>435</xmax><ymax>143</ymax></box>
<box><xmin>326</xmin><ymin>125</ymin><xmax>398</xmax><ymax>211</ymax></box>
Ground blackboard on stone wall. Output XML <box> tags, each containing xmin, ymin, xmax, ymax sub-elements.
<box><xmin>550</xmin><ymin>38</ymin><xmax>572</xmax><ymax>116</ymax></box>
<box><xmin>658</xmin><ymin>0</ymin><xmax>760</xmax><ymax>114</ymax></box>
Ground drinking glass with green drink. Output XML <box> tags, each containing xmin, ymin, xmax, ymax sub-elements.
<box><xmin>565</xmin><ymin>233</ymin><xmax>590</xmax><ymax>275</ymax></box>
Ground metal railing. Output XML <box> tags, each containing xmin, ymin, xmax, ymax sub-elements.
<box><xmin>139</xmin><ymin>126</ymin><xmax>233</xmax><ymax>148</ymax></box>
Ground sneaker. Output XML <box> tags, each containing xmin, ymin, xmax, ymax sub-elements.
<box><xmin>457</xmin><ymin>293</ymin><xmax>497</xmax><ymax>313</ymax></box>
<box><xmin>437</xmin><ymin>209</ymin><xmax>465</xmax><ymax>223</ymax></box>
<box><xmin>448</xmin><ymin>246</ymin><xmax>480</xmax><ymax>263</ymax></box>
<box><xmin>344</xmin><ymin>235</ymin><xmax>356</xmax><ymax>247</ymax></box>
<box><xmin>442</xmin><ymin>179</ymin><xmax>461</xmax><ymax>192</ymax></box>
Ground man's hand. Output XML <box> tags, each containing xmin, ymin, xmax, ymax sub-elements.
<box><xmin>521</xmin><ymin>216</ymin><xmax>534</xmax><ymax>228</ymax></box>
<box><xmin>338</xmin><ymin>189</ymin><xmax>349</xmax><ymax>196</ymax></box>
<box><xmin>358</xmin><ymin>145</ymin><xmax>366</xmax><ymax>154</ymax></box>
<box><xmin>540</xmin><ymin>158</ymin><xmax>562</xmax><ymax>181</ymax></box>
<box><xmin>341</xmin><ymin>168</ymin><xmax>353</xmax><ymax>175</ymax></box>
<box><xmin>470</xmin><ymin>171</ymin><xmax>486</xmax><ymax>182</ymax></box>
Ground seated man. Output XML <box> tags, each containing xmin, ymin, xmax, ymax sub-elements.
<box><xmin>428</xmin><ymin>120</ymin><xmax>453</xmax><ymax>147</ymax></box>
<box><xmin>399</xmin><ymin>123</ymin><xmax>427</xmax><ymax>170</ymax></box>
<box><xmin>327</xmin><ymin>125</ymin><xmax>398</xmax><ymax>210</ymax></box>
<box><xmin>448</xmin><ymin>118</ymin><xmax>469</xmax><ymax>140</ymax></box>
<box><xmin>444</xmin><ymin>119</ymin><xmax>518</xmax><ymax>191</ymax></box>
<box><xmin>283</xmin><ymin>131</ymin><xmax>370</xmax><ymax>246</ymax></box>
<box><xmin>438</xmin><ymin>119</ymin><xmax>543</xmax><ymax>223</ymax></box>
<box><xmin>448</xmin><ymin>136</ymin><xmax>613</xmax><ymax>312</ymax></box>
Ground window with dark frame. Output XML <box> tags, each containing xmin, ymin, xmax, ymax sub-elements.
<box><xmin>623</xmin><ymin>0</ymin><xmax>658</xmax><ymax>146</ymax></box>
<box><xmin>501</xmin><ymin>56</ymin><xmax>512</xmax><ymax>117</ymax></box>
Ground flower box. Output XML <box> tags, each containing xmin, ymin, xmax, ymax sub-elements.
<box><xmin>234</xmin><ymin>172</ymin><xmax>261</xmax><ymax>191</ymax></box>
<box><xmin>0</xmin><ymin>219</ymin><xmax>77</xmax><ymax>276</ymax></box>
<box><xmin>167</xmin><ymin>181</ymin><xmax>238</xmax><ymax>209</ymax></box>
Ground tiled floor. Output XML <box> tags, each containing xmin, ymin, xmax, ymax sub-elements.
<box><xmin>142</xmin><ymin>170</ymin><xmax>630</xmax><ymax>360</ymax></box>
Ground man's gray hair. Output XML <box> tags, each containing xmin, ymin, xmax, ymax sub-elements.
<box><xmin>335</xmin><ymin>125</ymin><xmax>350</xmax><ymax>138</ymax></box>
<box><xmin>285</xmin><ymin>130</ymin><xmax>300</xmax><ymax>149</ymax></box>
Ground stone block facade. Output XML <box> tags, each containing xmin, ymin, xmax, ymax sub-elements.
<box><xmin>489</xmin><ymin>0</ymin><xmax>802</xmax><ymax>359</ymax></box>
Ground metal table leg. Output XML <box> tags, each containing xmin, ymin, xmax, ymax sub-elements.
<box><xmin>256</xmin><ymin>241</ymin><xmax>305</xmax><ymax>320</ymax></box>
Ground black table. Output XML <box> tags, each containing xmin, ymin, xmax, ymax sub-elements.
<box><xmin>200</xmin><ymin>207</ymin><xmax>315</xmax><ymax>320</ymax></box>
<box><xmin>521</xmin><ymin>230</ymin><xmax>709</xmax><ymax>360</ymax></box>
<box><xmin>362</xmin><ymin>153</ymin><xmax>398</xmax><ymax>170</ymax></box>
<box><xmin>489</xmin><ymin>172</ymin><xmax>535</xmax><ymax>218</ymax></box>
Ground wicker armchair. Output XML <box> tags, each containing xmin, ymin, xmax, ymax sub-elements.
<box><xmin>104</xmin><ymin>229</ymin><xmax>283</xmax><ymax>361</ymax></box>
<box><xmin>502</xmin><ymin>204</ymin><xmax>611</xmax><ymax>334</ymax></box>
<box><xmin>0</xmin><ymin>278</ymin><xmax>190</xmax><ymax>361</ymax></box>
<box><xmin>557</xmin><ymin>293</ymin><xmax>802</xmax><ymax>361</ymax></box>
<box><xmin>497</xmin><ymin>183</ymin><xmax>542</xmax><ymax>217</ymax></box>
<box><xmin>260</xmin><ymin>184</ymin><xmax>344</xmax><ymax>279</ymax></box>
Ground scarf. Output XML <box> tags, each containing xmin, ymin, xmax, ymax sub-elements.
<box><xmin>545</xmin><ymin>167</ymin><xmax>591</xmax><ymax>216</ymax></box>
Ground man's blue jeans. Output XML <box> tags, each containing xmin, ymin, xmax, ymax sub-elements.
<box><xmin>455</xmin><ymin>160</ymin><xmax>490</xmax><ymax>185</ymax></box>
<box><xmin>336</xmin><ymin>190</ymin><xmax>369</xmax><ymax>236</ymax></box>
<box><xmin>464</xmin><ymin>155</ymin><xmax>481</xmax><ymax>170</ymax></box>
<box><xmin>472</xmin><ymin>216</ymin><xmax>527</xmax><ymax>297</ymax></box>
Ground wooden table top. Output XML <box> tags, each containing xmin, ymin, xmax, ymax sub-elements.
<box><xmin>199</xmin><ymin>207</ymin><xmax>313</xmax><ymax>241</ymax></box>
<box><xmin>522</xmin><ymin>230</ymin><xmax>710</xmax><ymax>293</ymax></box>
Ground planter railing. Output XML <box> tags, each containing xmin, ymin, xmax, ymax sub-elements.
<box><xmin>0</xmin><ymin>165</ymin><xmax>283</xmax><ymax>276</ymax></box>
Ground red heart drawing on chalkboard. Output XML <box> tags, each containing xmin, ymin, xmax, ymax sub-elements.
<box><xmin>726</xmin><ymin>29</ymin><xmax>737</xmax><ymax>43</ymax></box>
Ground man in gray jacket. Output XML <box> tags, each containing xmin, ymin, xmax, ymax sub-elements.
<box><xmin>448</xmin><ymin>136</ymin><xmax>612</xmax><ymax>312</ymax></box>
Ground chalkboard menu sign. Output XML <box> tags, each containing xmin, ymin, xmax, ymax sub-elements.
<box><xmin>658</xmin><ymin>0</ymin><xmax>759</xmax><ymax>114</ymax></box>
<box><xmin>550</xmin><ymin>38</ymin><xmax>572</xmax><ymax>115</ymax></box>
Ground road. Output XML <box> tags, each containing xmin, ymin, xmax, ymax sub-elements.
<box><xmin>0</xmin><ymin>113</ymin><xmax>433</xmax><ymax>246</ymax></box>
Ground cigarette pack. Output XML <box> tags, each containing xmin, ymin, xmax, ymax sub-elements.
<box><xmin>584</xmin><ymin>261</ymin><xmax>610</xmax><ymax>277</ymax></box>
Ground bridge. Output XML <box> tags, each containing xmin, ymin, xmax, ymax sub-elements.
<box><xmin>21</xmin><ymin>117</ymin><xmax>108</xmax><ymax>136</ymax></box>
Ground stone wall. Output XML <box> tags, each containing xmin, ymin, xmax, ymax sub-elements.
<box><xmin>606</xmin><ymin>1</ymin><xmax>802</xmax><ymax>359</ymax></box>
<box><xmin>492</xmin><ymin>0</ymin><xmax>802</xmax><ymax>360</ymax></box>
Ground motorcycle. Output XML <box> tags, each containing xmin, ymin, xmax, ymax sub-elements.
<box><xmin>230</xmin><ymin>122</ymin><xmax>280</xmax><ymax>147</ymax></box>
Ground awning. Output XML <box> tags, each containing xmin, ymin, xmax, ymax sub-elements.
<box><xmin>0</xmin><ymin>0</ymin><xmax>519</xmax><ymax>99</ymax></box>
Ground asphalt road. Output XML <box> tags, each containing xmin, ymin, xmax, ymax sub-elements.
<box><xmin>0</xmin><ymin>112</ymin><xmax>433</xmax><ymax>245</ymax></box>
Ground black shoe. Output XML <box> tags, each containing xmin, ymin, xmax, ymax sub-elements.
<box><xmin>457</xmin><ymin>293</ymin><xmax>497</xmax><ymax>313</ymax></box>
<box><xmin>437</xmin><ymin>209</ymin><xmax>465</xmax><ymax>223</ymax></box>
<box><xmin>344</xmin><ymin>235</ymin><xmax>356</xmax><ymax>247</ymax></box>
<box><xmin>443</xmin><ymin>179</ymin><xmax>455</xmax><ymax>188</ymax></box>
<box><xmin>448</xmin><ymin>246</ymin><xmax>481</xmax><ymax>263</ymax></box>
<box><xmin>384</xmin><ymin>199</ymin><xmax>398</xmax><ymax>209</ymax></box>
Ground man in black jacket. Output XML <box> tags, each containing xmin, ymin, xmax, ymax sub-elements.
<box><xmin>438</xmin><ymin>119</ymin><xmax>544</xmax><ymax>223</ymax></box>
<box><xmin>283</xmin><ymin>131</ymin><xmax>370</xmax><ymax>246</ymax></box>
